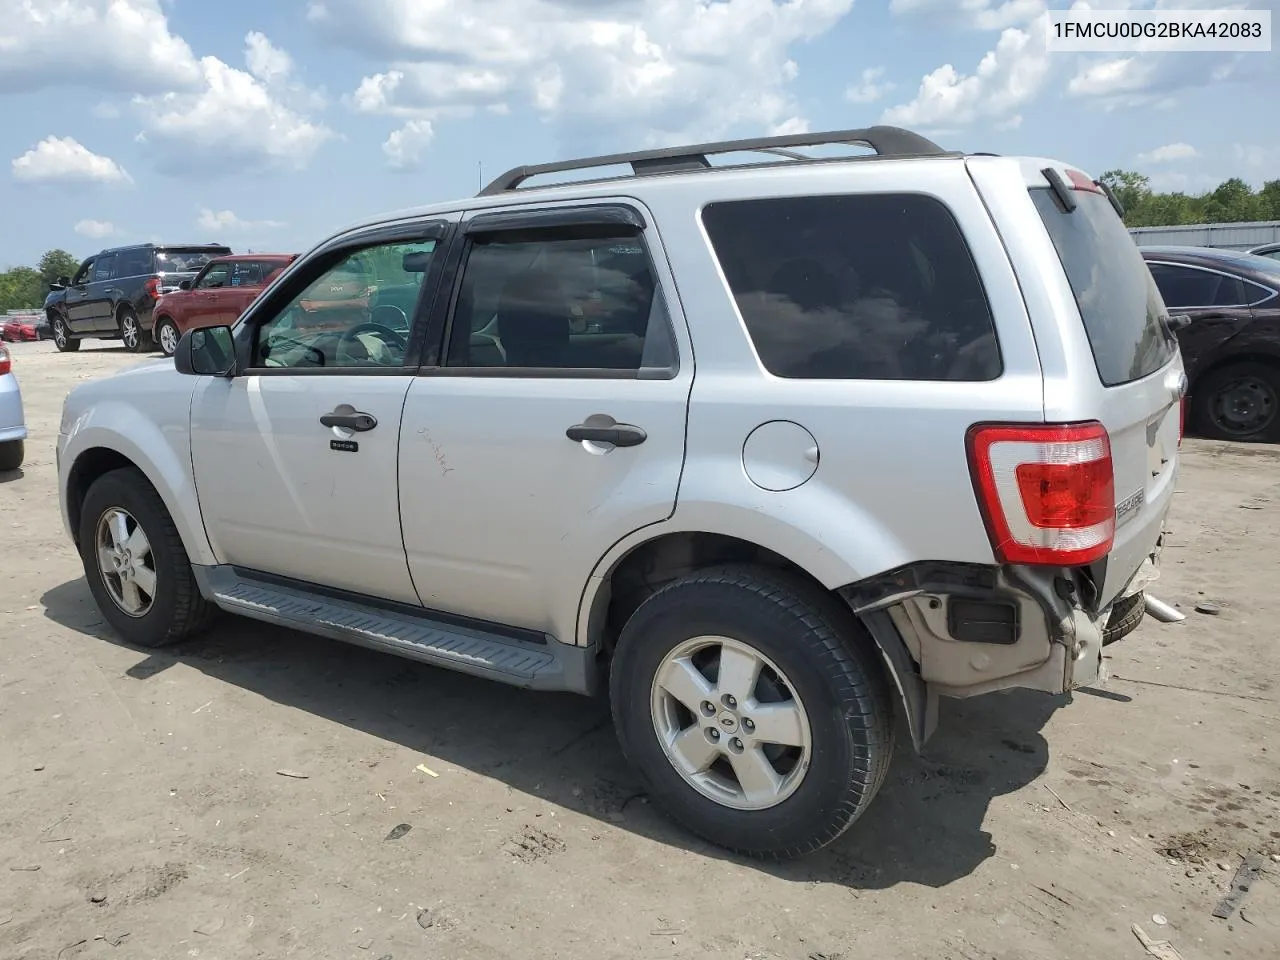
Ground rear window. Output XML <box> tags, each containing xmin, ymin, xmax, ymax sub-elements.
<box><xmin>1030</xmin><ymin>189</ymin><xmax>1176</xmax><ymax>387</ymax></box>
<box><xmin>157</xmin><ymin>248</ymin><xmax>230</xmax><ymax>273</ymax></box>
<box><xmin>701</xmin><ymin>194</ymin><xmax>1001</xmax><ymax>381</ymax></box>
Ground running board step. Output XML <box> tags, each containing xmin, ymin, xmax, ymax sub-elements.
<box><xmin>194</xmin><ymin>566</ymin><xmax>596</xmax><ymax>694</ymax></box>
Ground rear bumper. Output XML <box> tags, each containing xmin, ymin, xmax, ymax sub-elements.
<box><xmin>841</xmin><ymin>553</ymin><xmax>1160</xmax><ymax>704</ymax></box>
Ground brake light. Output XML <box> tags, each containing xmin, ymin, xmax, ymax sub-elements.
<box><xmin>966</xmin><ymin>421</ymin><xmax>1115</xmax><ymax>566</ymax></box>
<box><xmin>0</xmin><ymin>345</ymin><xmax>10</xmax><ymax>376</ymax></box>
<box><xmin>1064</xmin><ymin>169</ymin><xmax>1103</xmax><ymax>193</ymax></box>
<box><xmin>144</xmin><ymin>277</ymin><xmax>162</xmax><ymax>299</ymax></box>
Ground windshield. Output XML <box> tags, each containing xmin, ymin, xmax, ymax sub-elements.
<box><xmin>157</xmin><ymin>248</ymin><xmax>229</xmax><ymax>273</ymax></box>
<box><xmin>1030</xmin><ymin>188</ymin><xmax>1178</xmax><ymax>387</ymax></box>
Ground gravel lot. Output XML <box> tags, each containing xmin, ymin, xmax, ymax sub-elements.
<box><xmin>2</xmin><ymin>339</ymin><xmax>1278</xmax><ymax>960</ymax></box>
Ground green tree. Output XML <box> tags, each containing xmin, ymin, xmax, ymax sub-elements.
<box><xmin>38</xmin><ymin>248</ymin><xmax>80</xmax><ymax>288</ymax></box>
<box><xmin>1102</xmin><ymin>169</ymin><xmax>1278</xmax><ymax>227</ymax></box>
<box><xmin>0</xmin><ymin>267</ymin><xmax>45</xmax><ymax>312</ymax></box>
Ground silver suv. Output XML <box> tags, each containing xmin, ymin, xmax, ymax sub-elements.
<box><xmin>57</xmin><ymin>126</ymin><xmax>1185</xmax><ymax>859</ymax></box>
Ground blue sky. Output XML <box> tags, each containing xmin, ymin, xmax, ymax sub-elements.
<box><xmin>1</xmin><ymin>0</ymin><xmax>1276</xmax><ymax>269</ymax></box>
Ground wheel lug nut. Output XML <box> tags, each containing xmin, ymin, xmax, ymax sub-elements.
<box><xmin>722</xmin><ymin>694</ymin><xmax>737</xmax><ymax>709</ymax></box>
<box><xmin>700</xmin><ymin>700</ymin><xmax>715</xmax><ymax>716</ymax></box>
<box><xmin>742</xmin><ymin>718</ymin><xmax>755</xmax><ymax>732</ymax></box>
<box><xmin>708</xmin><ymin>728</ymin><xmax>720</xmax><ymax>741</ymax></box>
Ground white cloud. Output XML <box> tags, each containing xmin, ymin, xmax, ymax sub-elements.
<box><xmin>881</xmin><ymin>14</ymin><xmax>1052</xmax><ymax>130</ymax></box>
<box><xmin>75</xmin><ymin>219</ymin><xmax>117</xmax><ymax>238</ymax></box>
<box><xmin>196</xmin><ymin>209</ymin><xmax>285</xmax><ymax>233</ymax></box>
<box><xmin>11</xmin><ymin>136</ymin><xmax>131</xmax><ymax>184</ymax></box>
<box><xmin>0</xmin><ymin>0</ymin><xmax>201</xmax><ymax>93</ymax></box>
<box><xmin>1136</xmin><ymin>142</ymin><xmax>1198</xmax><ymax>164</ymax></box>
<box><xmin>888</xmin><ymin>0</ymin><xmax>1044</xmax><ymax>30</ymax></box>
<box><xmin>132</xmin><ymin>33</ymin><xmax>333</xmax><ymax>174</ymax></box>
<box><xmin>1232</xmin><ymin>144</ymin><xmax>1280</xmax><ymax>170</ymax></box>
<box><xmin>245</xmin><ymin>31</ymin><xmax>293</xmax><ymax>83</ymax></box>
<box><xmin>845</xmin><ymin>66</ymin><xmax>894</xmax><ymax>104</ymax></box>
<box><xmin>313</xmin><ymin>0</ymin><xmax>856</xmax><ymax>144</ymax></box>
<box><xmin>382</xmin><ymin>120</ymin><xmax>436</xmax><ymax>171</ymax></box>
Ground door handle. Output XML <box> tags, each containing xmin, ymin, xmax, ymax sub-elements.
<box><xmin>566</xmin><ymin>422</ymin><xmax>647</xmax><ymax>447</ymax></box>
<box><xmin>321</xmin><ymin>410</ymin><xmax>378</xmax><ymax>432</ymax></box>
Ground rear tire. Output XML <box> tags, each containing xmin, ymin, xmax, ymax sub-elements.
<box><xmin>79</xmin><ymin>467</ymin><xmax>214</xmax><ymax>648</ymax></box>
<box><xmin>0</xmin><ymin>439</ymin><xmax>23</xmax><ymax>472</ymax></box>
<box><xmin>51</xmin><ymin>316</ymin><xmax>79</xmax><ymax>352</ymax></box>
<box><xmin>119</xmin><ymin>308</ymin><xmax>152</xmax><ymax>353</ymax></box>
<box><xmin>1103</xmin><ymin>591</ymin><xmax>1145</xmax><ymax>646</ymax></box>
<box><xmin>1191</xmin><ymin>360</ymin><xmax>1280</xmax><ymax>443</ymax></box>
<box><xmin>610</xmin><ymin>564</ymin><xmax>895</xmax><ymax>860</ymax></box>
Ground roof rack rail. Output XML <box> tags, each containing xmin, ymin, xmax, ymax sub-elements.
<box><xmin>478</xmin><ymin>125</ymin><xmax>951</xmax><ymax>196</ymax></box>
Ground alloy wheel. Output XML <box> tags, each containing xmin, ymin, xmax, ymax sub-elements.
<box><xmin>95</xmin><ymin>507</ymin><xmax>158</xmax><ymax>618</ymax></box>
<box><xmin>159</xmin><ymin>322</ymin><xmax>178</xmax><ymax>356</ymax></box>
<box><xmin>649</xmin><ymin>635</ymin><xmax>812</xmax><ymax>811</ymax></box>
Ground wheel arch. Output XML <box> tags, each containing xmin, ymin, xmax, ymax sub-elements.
<box><xmin>63</xmin><ymin>426</ymin><xmax>214</xmax><ymax>567</ymax></box>
<box><xmin>576</xmin><ymin>525</ymin><xmax>932</xmax><ymax>751</ymax></box>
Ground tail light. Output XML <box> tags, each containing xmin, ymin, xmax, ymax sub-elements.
<box><xmin>966</xmin><ymin>421</ymin><xmax>1115</xmax><ymax>566</ymax></box>
<box><xmin>0</xmin><ymin>344</ymin><xmax>10</xmax><ymax>376</ymax></box>
<box><xmin>143</xmin><ymin>277</ymin><xmax>162</xmax><ymax>299</ymax></box>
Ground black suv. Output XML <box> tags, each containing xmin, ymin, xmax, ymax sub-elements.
<box><xmin>45</xmin><ymin>243</ymin><xmax>232</xmax><ymax>353</ymax></box>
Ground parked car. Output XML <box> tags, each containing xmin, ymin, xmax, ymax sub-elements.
<box><xmin>1140</xmin><ymin>245</ymin><xmax>1280</xmax><ymax>442</ymax></box>
<box><xmin>57</xmin><ymin>126</ymin><xmax>1183</xmax><ymax>859</ymax></box>
<box><xmin>1248</xmin><ymin>242</ymin><xmax>1280</xmax><ymax>262</ymax></box>
<box><xmin>44</xmin><ymin>243</ymin><xmax>233</xmax><ymax>354</ymax></box>
<box><xmin>2</xmin><ymin>313</ymin><xmax>46</xmax><ymax>342</ymax></box>
<box><xmin>0</xmin><ymin>342</ymin><xmax>26</xmax><ymax>471</ymax></box>
<box><xmin>151</xmin><ymin>254</ymin><xmax>297</xmax><ymax>356</ymax></box>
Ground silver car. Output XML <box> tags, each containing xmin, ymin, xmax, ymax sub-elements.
<box><xmin>0</xmin><ymin>343</ymin><xmax>27</xmax><ymax>472</ymax></box>
<box><xmin>57</xmin><ymin>126</ymin><xmax>1185</xmax><ymax>859</ymax></box>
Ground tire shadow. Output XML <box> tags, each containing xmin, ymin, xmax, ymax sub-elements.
<box><xmin>41</xmin><ymin>576</ymin><xmax>1064</xmax><ymax>891</ymax></box>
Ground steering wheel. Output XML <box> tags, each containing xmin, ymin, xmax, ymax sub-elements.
<box><xmin>339</xmin><ymin>321</ymin><xmax>407</xmax><ymax>349</ymax></box>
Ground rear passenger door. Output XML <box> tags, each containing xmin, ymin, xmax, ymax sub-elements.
<box><xmin>1145</xmin><ymin>261</ymin><xmax>1254</xmax><ymax>377</ymax></box>
<box><xmin>396</xmin><ymin>202</ymin><xmax>693</xmax><ymax>643</ymax></box>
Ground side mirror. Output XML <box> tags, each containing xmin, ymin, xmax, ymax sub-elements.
<box><xmin>49</xmin><ymin>281</ymin><xmax>65</xmax><ymax>291</ymax></box>
<box><xmin>178</xmin><ymin>280</ymin><xmax>192</xmax><ymax>291</ymax></box>
<box><xmin>174</xmin><ymin>325</ymin><xmax>236</xmax><ymax>377</ymax></box>
<box><xmin>402</xmin><ymin>251</ymin><xmax>431</xmax><ymax>273</ymax></box>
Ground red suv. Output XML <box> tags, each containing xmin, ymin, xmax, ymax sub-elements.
<box><xmin>152</xmin><ymin>254</ymin><xmax>297</xmax><ymax>356</ymax></box>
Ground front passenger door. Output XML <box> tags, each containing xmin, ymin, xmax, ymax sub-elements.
<box><xmin>188</xmin><ymin>220</ymin><xmax>454</xmax><ymax>604</ymax></box>
<box><xmin>63</xmin><ymin>258</ymin><xmax>97</xmax><ymax>333</ymax></box>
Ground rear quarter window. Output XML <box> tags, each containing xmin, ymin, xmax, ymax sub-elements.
<box><xmin>701</xmin><ymin>194</ymin><xmax>1002</xmax><ymax>381</ymax></box>
<box><xmin>1030</xmin><ymin>189</ymin><xmax>1177</xmax><ymax>386</ymax></box>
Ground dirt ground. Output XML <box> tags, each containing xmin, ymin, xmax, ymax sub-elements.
<box><xmin>2</xmin><ymin>339</ymin><xmax>1278</xmax><ymax>960</ymax></box>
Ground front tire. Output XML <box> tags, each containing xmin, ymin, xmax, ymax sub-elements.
<box><xmin>155</xmin><ymin>317</ymin><xmax>180</xmax><ymax>357</ymax></box>
<box><xmin>79</xmin><ymin>467</ymin><xmax>213</xmax><ymax>648</ymax></box>
<box><xmin>610</xmin><ymin>564</ymin><xmax>895</xmax><ymax>860</ymax></box>
<box><xmin>1191</xmin><ymin>360</ymin><xmax>1280</xmax><ymax>443</ymax></box>
<box><xmin>51</xmin><ymin>315</ymin><xmax>79</xmax><ymax>352</ymax></box>
<box><xmin>0</xmin><ymin>439</ymin><xmax>23</xmax><ymax>472</ymax></box>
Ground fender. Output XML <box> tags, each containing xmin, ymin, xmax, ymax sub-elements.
<box><xmin>574</xmin><ymin>491</ymin><xmax>914</xmax><ymax>649</ymax></box>
<box><xmin>60</xmin><ymin>395</ymin><xmax>214</xmax><ymax>567</ymax></box>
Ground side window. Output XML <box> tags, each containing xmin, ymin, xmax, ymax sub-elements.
<box><xmin>252</xmin><ymin>239</ymin><xmax>435</xmax><ymax>369</ymax></box>
<box><xmin>197</xmin><ymin>263</ymin><xmax>231</xmax><ymax>289</ymax></box>
<box><xmin>114</xmin><ymin>248</ymin><xmax>153</xmax><ymax>277</ymax></box>
<box><xmin>445</xmin><ymin>228</ymin><xmax>673</xmax><ymax>373</ymax></box>
<box><xmin>73</xmin><ymin>259</ymin><xmax>95</xmax><ymax>285</ymax></box>
<box><xmin>92</xmin><ymin>254</ymin><xmax>117</xmax><ymax>283</ymax></box>
<box><xmin>701</xmin><ymin>194</ymin><xmax>1002</xmax><ymax>381</ymax></box>
<box><xmin>231</xmin><ymin>261</ymin><xmax>267</xmax><ymax>285</ymax></box>
<box><xmin>1148</xmin><ymin>264</ymin><xmax>1241</xmax><ymax>308</ymax></box>
<box><xmin>1242</xmin><ymin>280</ymin><xmax>1275</xmax><ymax>306</ymax></box>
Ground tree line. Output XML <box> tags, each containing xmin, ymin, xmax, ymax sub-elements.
<box><xmin>0</xmin><ymin>249</ymin><xmax>81</xmax><ymax>313</ymax></box>
<box><xmin>1099</xmin><ymin>172</ymin><xmax>1280</xmax><ymax>228</ymax></box>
